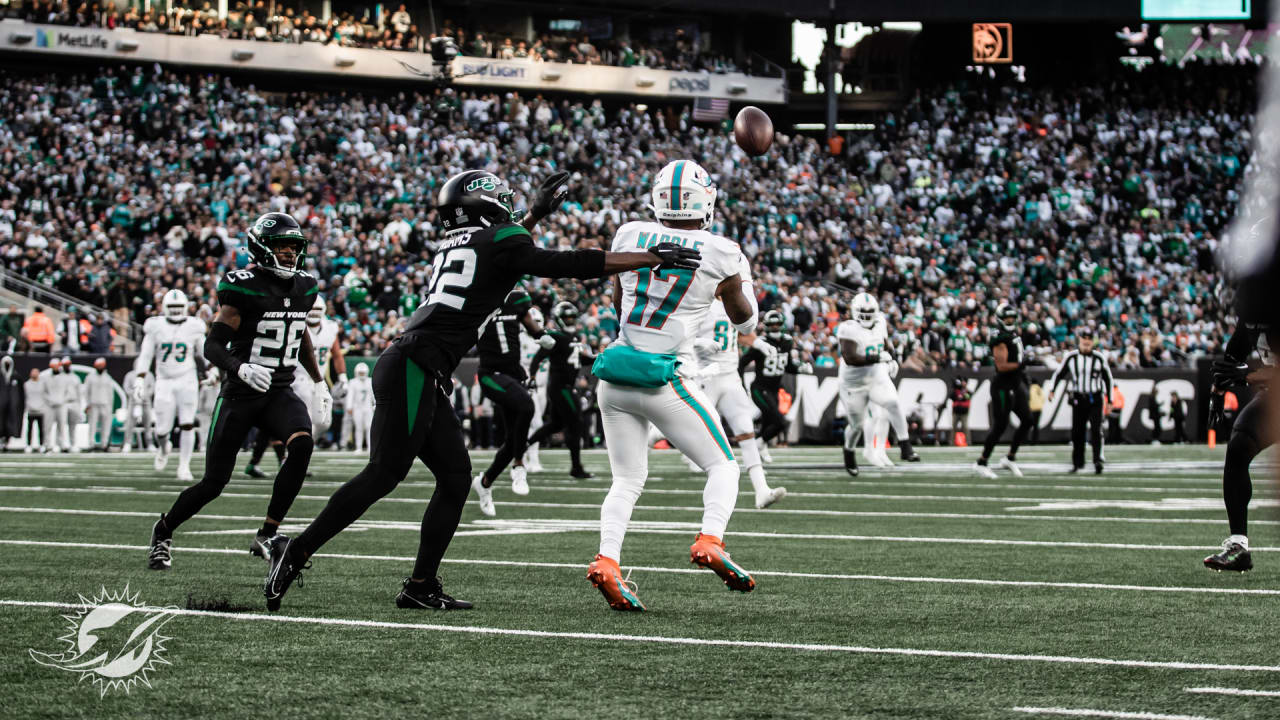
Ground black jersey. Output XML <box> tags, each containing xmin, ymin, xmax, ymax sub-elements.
<box><xmin>530</xmin><ymin>330</ymin><xmax>585</xmax><ymax>388</ymax></box>
<box><xmin>990</xmin><ymin>328</ymin><xmax>1026</xmax><ymax>389</ymax></box>
<box><xmin>401</xmin><ymin>222</ymin><xmax>604</xmax><ymax>372</ymax></box>
<box><xmin>214</xmin><ymin>267</ymin><xmax>319</xmax><ymax>398</ymax></box>
<box><xmin>476</xmin><ymin>288</ymin><xmax>534</xmax><ymax>379</ymax></box>
<box><xmin>740</xmin><ymin>333</ymin><xmax>800</xmax><ymax>393</ymax></box>
<box><xmin>1224</xmin><ymin>321</ymin><xmax>1274</xmax><ymax>366</ymax></box>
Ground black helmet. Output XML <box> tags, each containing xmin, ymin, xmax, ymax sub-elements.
<box><xmin>995</xmin><ymin>302</ymin><xmax>1019</xmax><ymax>332</ymax></box>
<box><xmin>762</xmin><ymin>310</ymin><xmax>785</xmax><ymax>339</ymax></box>
<box><xmin>552</xmin><ymin>301</ymin><xmax>579</xmax><ymax>330</ymax></box>
<box><xmin>437</xmin><ymin>170</ymin><xmax>517</xmax><ymax>235</ymax></box>
<box><xmin>247</xmin><ymin>212</ymin><xmax>307</xmax><ymax>278</ymax></box>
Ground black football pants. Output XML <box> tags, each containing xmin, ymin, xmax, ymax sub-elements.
<box><xmin>292</xmin><ymin>338</ymin><xmax>471</xmax><ymax>581</ymax></box>
<box><xmin>528</xmin><ymin>384</ymin><xmax>584</xmax><ymax>470</ymax></box>
<box><xmin>165</xmin><ymin>388</ymin><xmax>313</xmax><ymax>530</ymax></box>
<box><xmin>478</xmin><ymin>371</ymin><xmax>534</xmax><ymax>482</ymax></box>
<box><xmin>751</xmin><ymin>383</ymin><xmax>787</xmax><ymax>445</ymax></box>
<box><xmin>1223</xmin><ymin>392</ymin><xmax>1273</xmax><ymax>536</ymax></box>
<box><xmin>1070</xmin><ymin>392</ymin><xmax>1104</xmax><ymax>469</ymax></box>
<box><xmin>982</xmin><ymin>382</ymin><xmax>1032</xmax><ymax>461</ymax></box>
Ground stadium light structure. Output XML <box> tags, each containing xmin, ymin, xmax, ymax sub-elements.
<box><xmin>115</xmin><ymin>40</ymin><xmax>139</xmax><ymax>52</ymax></box>
<box><xmin>9</xmin><ymin>32</ymin><xmax>33</xmax><ymax>44</ymax></box>
<box><xmin>231</xmin><ymin>50</ymin><xmax>254</xmax><ymax>61</ymax></box>
<box><xmin>335</xmin><ymin>57</ymin><xmax>355</xmax><ymax>68</ymax></box>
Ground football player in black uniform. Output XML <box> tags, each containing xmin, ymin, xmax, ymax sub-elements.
<box><xmin>147</xmin><ymin>213</ymin><xmax>327</xmax><ymax>570</ymax></box>
<box><xmin>526</xmin><ymin>301</ymin><xmax>596</xmax><ymax>480</ymax></box>
<box><xmin>739</xmin><ymin>310</ymin><xmax>809</xmax><ymax>458</ymax></box>
<box><xmin>264</xmin><ymin>170</ymin><xmax>699</xmax><ymax>611</ymax></box>
<box><xmin>1204</xmin><ymin>321</ymin><xmax>1274</xmax><ymax>572</ymax></box>
<box><xmin>469</xmin><ymin>287</ymin><xmax>545</xmax><ymax>516</ymax></box>
<box><xmin>975</xmin><ymin>302</ymin><xmax>1032</xmax><ymax>479</ymax></box>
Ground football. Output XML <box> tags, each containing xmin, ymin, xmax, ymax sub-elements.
<box><xmin>733</xmin><ymin>106</ymin><xmax>774</xmax><ymax>157</ymax></box>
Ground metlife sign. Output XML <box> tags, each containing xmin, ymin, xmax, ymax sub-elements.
<box><xmin>35</xmin><ymin>28</ymin><xmax>109</xmax><ymax>50</ymax></box>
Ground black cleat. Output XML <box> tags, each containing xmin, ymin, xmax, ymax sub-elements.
<box><xmin>264</xmin><ymin>535</ymin><xmax>310</xmax><ymax>611</ymax></box>
<box><xmin>901</xmin><ymin>451</ymin><xmax>921</xmax><ymax>462</ymax></box>
<box><xmin>1095</xmin><ymin>462</ymin><xmax>1104</xmax><ymax>475</ymax></box>
<box><xmin>1068</xmin><ymin>466</ymin><xmax>1082</xmax><ymax>474</ymax></box>
<box><xmin>1204</xmin><ymin>541</ymin><xmax>1253</xmax><ymax>572</ymax></box>
<box><xmin>843</xmin><ymin>449</ymin><xmax>859</xmax><ymax>477</ymax></box>
<box><xmin>244</xmin><ymin>464</ymin><xmax>267</xmax><ymax>479</ymax></box>
<box><xmin>148</xmin><ymin>515</ymin><xmax>172</xmax><ymax>571</ymax></box>
<box><xmin>249</xmin><ymin>532</ymin><xmax>273</xmax><ymax>561</ymax></box>
<box><xmin>569</xmin><ymin>467</ymin><xmax>594</xmax><ymax>479</ymax></box>
<box><xmin>395</xmin><ymin>577</ymin><xmax>473</xmax><ymax>610</ymax></box>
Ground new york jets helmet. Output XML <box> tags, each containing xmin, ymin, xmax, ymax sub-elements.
<box><xmin>651</xmin><ymin>160</ymin><xmax>717</xmax><ymax>230</ymax></box>
<box><xmin>437</xmin><ymin>170</ymin><xmax>517</xmax><ymax>236</ymax></box>
<box><xmin>246</xmin><ymin>212</ymin><xmax>308</xmax><ymax>279</ymax></box>
<box><xmin>995</xmin><ymin>302</ymin><xmax>1020</xmax><ymax>332</ymax></box>
<box><xmin>762</xmin><ymin>310</ymin><xmax>785</xmax><ymax>339</ymax></box>
<box><xmin>852</xmin><ymin>293</ymin><xmax>879</xmax><ymax>328</ymax></box>
<box><xmin>551</xmin><ymin>301</ymin><xmax>579</xmax><ymax>330</ymax></box>
<box><xmin>162</xmin><ymin>289</ymin><xmax>188</xmax><ymax>322</ymax></box>
<box><xmin>307</xmin><ymin>294</ymin><xmax>325</xmax><ymax>326</ymax></box>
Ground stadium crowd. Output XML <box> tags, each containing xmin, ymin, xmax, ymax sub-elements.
<box><xmin>13</xmin><ymin>1</ymin><xmax>748</xmax><ymax>74</ymax></box>
<box><xmin>0</xmin><ymin>62</ymin><xmax>1253</xmax><ymax>372</ymax></box>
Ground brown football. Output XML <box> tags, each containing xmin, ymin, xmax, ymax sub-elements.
<box><xmin>733</xmin><ymin>106</ymin><xmax>774</xmax><ymax>157</ymax></box>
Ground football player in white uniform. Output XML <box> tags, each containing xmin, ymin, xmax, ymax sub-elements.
<box><xmin>134</xmin><ymin>289</ymin><xmax>207</xmax><ymax>481</ymax></box>
<box><xmin>588</xmin><ymin>159</ymin><xmax>758</xmax><ymax>611</ymax></box>
<box><xmin>345</xmin><ymin>363</ymin><xmax>375</xmax><ymax>453</ymax></box>
<box><xmin>837</xmin><ymin>293</ymin><xmax>920</xmax><ymax>477</ymax></box>
<box><xmin>294</xmin><ymin>294</ymin><xmax>344</xmax><ymax>435</ymax></box>
<box><xmin>693</xmin><ymin>300</ymin><xmax>786</xmax><ymax>509</ymax></box>
<box><xmin>520</xmin><ymin>304</ymin><xmax>548</xmax><ymax>473</ymax></box>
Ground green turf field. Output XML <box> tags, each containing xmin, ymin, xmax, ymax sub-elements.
<box><xmin>1</xmin><ymin>445</ymin><xmax>1278</xmax><ymax>719</ymax></box>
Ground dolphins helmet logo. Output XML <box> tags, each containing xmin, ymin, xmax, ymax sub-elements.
<box><xmin>29</xmin><ymin>586</ymin><xmax>177</xmax><ymax>697</ymax></box>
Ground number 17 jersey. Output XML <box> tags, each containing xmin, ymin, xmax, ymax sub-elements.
<box><xmin>610</xmin><ymin>220</ymin><xmax>746</xmax><ymax>376</ymax></box>
<box><xmin>215</xmin><ymin>267</ymin><xmax>319</xmax><ymax>398</ymax></box>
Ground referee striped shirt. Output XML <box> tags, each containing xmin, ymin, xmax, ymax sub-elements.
<box><xmin>1048</xmin><ymin>350</ymin><xmax>1113</xmax><ymax>395</ymax></box>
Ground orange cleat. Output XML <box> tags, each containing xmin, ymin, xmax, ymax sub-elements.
<box><xmin>586</xmin><ymin>554</ymin><xmax>646</xmax><ymax>611</ymax></box>
<box><xmin>689</xmin><ymin>533</ymin><xmax>756</xmax><ymax>592</ymax></box>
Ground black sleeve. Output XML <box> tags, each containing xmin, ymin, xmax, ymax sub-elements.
<box><xmin>529</xmin><ymin>345</ymin><xmax>550</xmax><ymax>379</ymax></box>
<box><xmin>495</xmin><ymin>233</ymin><xmax>606</xmax><ymax>280</ymax></box>
<box><xmin>1223</xmin><ymin>323</ymin><xmax>1256</xmax><ymax>363</ymax></box>
<box><xmin>739</xmin><ymin>348</ymin><xmax>758</xmax><ymax>376</ymax></box>
<box><xmin>1100</xmin><ymin>357</ymin><xmax>1113</xmax><ymax>395</ymax></box>
<box><xmin>205</xmin><ymin>321</ymin><xmax>242</xmax><ymax>375</ymax></box>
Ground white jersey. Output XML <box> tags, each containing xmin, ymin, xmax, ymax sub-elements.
<box><xmin>345</xmin><ymin>375</ymin><xmax>375</xmax><ymax>411</ymax></box>
<box><xmin>137</xmin><ymin>316</ymin><xmax>207</xmax><ymax>381</ymax></box>
<box><xmin>609</xmin><ymin>220</ymin><xmax>747</xmax><ymax>376</ymax></box>
<box><xmin>837</xmin><ymin>317</ymin><xmax>888</xmax><ymax>384</ymax></box>
<box><xmin>307</xmin><ymin>318</ymin><xmax>341</xmax><ymax>380</ymax></box>
<box><xmin>695</xmin><ymin>300</ymin><xmax>740</xmax><ymax>377</ymax></box>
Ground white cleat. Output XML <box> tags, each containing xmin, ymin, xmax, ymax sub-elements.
<box><xmin>176</xmin><ymin>465</ymin><xmax>194</xmax><ymax>483</ymax></box>
<box><xmin>510</xmin><ymin>466</ymin><xmax>530</xmax><ymax>496</ymax></box>
<box><xmin>755</xmin><ymin>487</ymin><xmax>787</xmax><ymax>509</ymax></box>
<box><xmin>998</xmin><ymin>457</ymin><xmax>1023</xmax><ymax>477</ymax></box>
<box><xmin>471</xmin><ymin>474</ymin><xmax>496</xmax><ymax>517</ymax></box>
<box><xmin>154</xmin><ymin>451</ymin><xmax>169</xmax><ymax>472</ymax></box>
<box><xmin>874</xmin><ymin>451</ymin><xmax>895</xmax><ymax>468</ymax></box>
<box><xmin>973</xmin><ymin>462</ymin><xmax>998</xmax><ymax>479</ymax></box>
<box><xmin>759</xmin><ymin>446</ymin><xmax>774</xmax><ymax>464</ymax></box>
<box><xmin>121</xmin><ymin>443</ymin><xmax>132</xmax><ymax>455</ymax></box>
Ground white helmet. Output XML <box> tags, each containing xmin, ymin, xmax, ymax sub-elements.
<box><xmin>852</xmin><ymin>292</ymin><xmax>879</xmax><ymax>328</ymax></box>
<box><xmin>307</xmin><ymin>294</ymin><xmax>325</xmax><ymax>326</ymax></box>
<box><xmin>354</xmin><ymin>363</ymin><xmax>369</xmax><ymax>378</ymax></box>
<box><xmin>162</xmin><ymin>289</ymin><xmax>188</xmax><ymax>322</ymax></box>
<box><xmin>651</xmin><ymin>160</ymin><xmax>717</xmax><ymax>230</ymax></box>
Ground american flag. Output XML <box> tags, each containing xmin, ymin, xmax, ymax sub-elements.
<box><xmin>692</xmin><ymin>97</ymin><xmax>730</xmax><ymax>122</ymax></box>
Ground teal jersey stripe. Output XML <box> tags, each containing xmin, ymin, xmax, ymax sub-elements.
<box><xmin>672</xmin><ymin>378</ymin><xmax>733</xmax><ymax>461</ymax></box>
<box><xmin>670</xmin><ymin>161</ymin><xmax>685</xmax><ymax>211</ymax></box>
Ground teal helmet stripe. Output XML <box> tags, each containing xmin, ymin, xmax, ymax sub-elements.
<box><xmin>671</xmin><ymin>161</ymin><xmax>685</xmax><ymax>211</ymax></box>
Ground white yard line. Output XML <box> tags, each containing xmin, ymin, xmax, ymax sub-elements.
<box><xmin>1011</xmin><ymin>708</ymin><xmax>1214</xmax><ymax>720</ymax></box>
<box><xmin>1</xmin><ymin>597</ymin><xmax>1276</xmax><ymax>675</ymax></box>
<box><xmin>4</xmin><ymin>538</ymin><xmax>1279</xmax><ymax>597</ymax></box>
<box><xmin>1183</xmin><ymin>686</ymin><xmax>1280</xmax><ymax>697</ymax></box>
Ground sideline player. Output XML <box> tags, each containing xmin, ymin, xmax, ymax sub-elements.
<box><xmin>975</xmin><ymin>302</ymin><xmax>1032</xmax><ymax>478</ymax></box>
<box><xmin>694</xmin><ymin>299</ymin><xmax>786</xmax><ymax>508</ymax></box>
<box><xmin>134</xmin><ymin>289</ymin><xmax>207</xmax><ymax>481</ymax></box>
<box><xmin>521</xmin><ymin>304</ymin><xmax>549</xmax><ymax>472</ymax></box>
<box><xmin>526</xmin><ymin>302</ymin><xmax>595</xmax><ymax>479</ymax></box>
<box><xmin>146</xmin><ymin>213</ymin><xmax>326</xmax><ymax>570</ymax></box>
<box><xmin>1204</xmin><ymin>320</ymin><xmax>1274</xmax><ymax>572</ymax></box>
<box><xmin>739</xmin><ymin>310</ymin><xmax>810</xmax><ymax>458</ymax></box>
<box><xmin>469</xmin><ymin>287</ymin><xmax>546</xmax><ymax>516</ymax></box>
<box><xmin>837</xmin><ymin>293</ymin><xmax>920</xmax><ymax>477</ymax></box>
<box><xmin>263</xmin><ymin>170</ymin><xmax>699</xmax><ymax>612</ymax></box>
<box><xmin>345</xmin><ymin>363</ymin><xmax>374</xmax><ymax>453</ymax></box>
<box><xmin>588</xmin><ymin>159</ymin><xmax>759</xmax><ymax>611</ymax></box>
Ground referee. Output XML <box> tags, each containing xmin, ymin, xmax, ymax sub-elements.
<box><xmin>1047</xmin><ymin>329</ymin><xmax>1114</xmax><ymax>474</ymax></box>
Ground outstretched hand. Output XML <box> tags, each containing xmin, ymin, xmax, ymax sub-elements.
<box><xmin>529</xmin><ymin>171</ymin><xmax>571</xmax><ymax>223</ymax></box>
<box><xmin>648</xmin><ymin>242</ymin><xmax>700</xmax><ymax>271</ymax></box>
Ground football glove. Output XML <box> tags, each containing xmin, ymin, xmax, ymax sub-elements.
<box><xmin>886</xmin><ymin>359</ymin><xmax>900</xmax><ymax>379</ymax></box>
<box><xmin>131</xmin><ymin>375</ymin><xmax>147</xmax><ymax>404</ymax></box>
<box><xmin>529</xmin><ymin>171</ymin><xmax>570</xmax><ymax>223</ymax></box>
<box><xmin>797</xmin><ymin>362</ymin><xmax>815</xmax><ymax>375</ymax></box>
<box><xmin>312</xmin><ymin>383</ymin><xmax>333</xmax><ymax>425</ymax></box>
<box><xmin>648</xmin><ymin>242</ymin><xmax>700</xmax><ymax>271</ymax></box>
<box><xmin>237</xmin><ymin>362</ymin><xmax>273</xmax><ymax>393</ymax></box>
<box><xmin>538</xmin><ymin>334</ymin><xmax>557</xmax><ymax>350</ymax></box>
<box><xmin>1211</xmin><ymin>359</ymin><xmax>1249</xmax><ymax>390</ymax></box>
<box><xmin>750</xmin><ymin>336</ymin><xmax>778</xmax><ymax>359</ymax></box>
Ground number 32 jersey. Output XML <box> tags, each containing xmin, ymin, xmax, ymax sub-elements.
<box><xmin>610</xmin><ymin>220</ymin><xmax>747</xmax><ymax>376</ymax></box>
<box><xmin>215</xmin><ymin>267</ymin><xmax>319</xmax><ymax>398</ymax></box>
